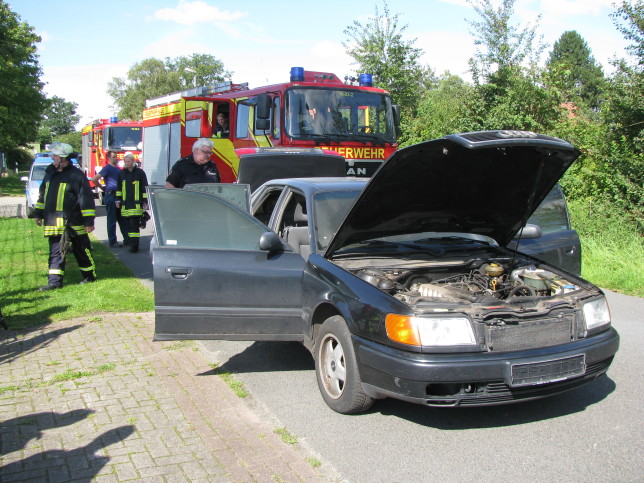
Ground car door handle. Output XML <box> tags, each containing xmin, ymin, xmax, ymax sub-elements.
<box><xmin>166</xmin><ymin>267</ymin><xmax>192</xmax><ymax>280</ymax></box>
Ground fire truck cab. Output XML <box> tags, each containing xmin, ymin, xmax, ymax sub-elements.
<box><xmin>142</xmin><ymin>67</ymin><xmax>401</xmax><ymax>185</ymax></box>
<box><xmin>81</xmin><ymin>117</ymin><xmax>143</xmax><ymax>201</ymax></box>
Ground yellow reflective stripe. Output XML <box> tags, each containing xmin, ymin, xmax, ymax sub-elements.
<box><xmin>44</xmin><ymin>181</ymin><xmax>50</xmax><ymax>201</ymax></box>
<box><xmin>121</xmin><ymin>180</ymin><xmax>126</xmax><ymax>200</ymax></box>
<box><xmin>71</xmin><ymin>225</ymin><xmax>88</xmax><ymax>235</ymax></box>
<box><xmin>44</xmin><ymin>226</ymin><xmax>65</xmax><ymax>235</ymax></box>
<box><xmin>121</xmin><ymin>208</ymin><xmax>143</xmax><ymax>216</ymax></box>
<box><xmin>35</xmin><ymin>202</ymin><xmax>45</xmax><ymax>209</ymax></box>
<box><xmin>56</xmin><ymin>183</ymin><xmax>67</xmax><ymax>211</ymax></box>
<box><xmin>133</xmin><ymin>181</ymin><xmax>140</xmax><ymax>201</ymax></box>
<box><xmin>48</xmin><ymin>269</ymin><xmax>64</xmax><ymax>275</ymax></box>
<box><xmin>128</xmin><ymin>232</ymin><xmax>140</xmax><ymax>238</ymax></box>
<box><xmin>84</xmin><ymin>248</ymin><xmax>96</xmax><ymax>278</ymax></box>
<box><xmin>81</xmin><ymin>209</ymin><xmax>95</xmax><ymax>217</ymax></box>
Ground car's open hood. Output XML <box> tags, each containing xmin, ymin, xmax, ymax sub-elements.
<box><xmin>325</xmin><ymin>131</ymin><xmax>580</xmax><ymax>257</ymax></box>
<box><xmin>236</xmin><ymin>147</ymin><xmax>346</xmax><ymax>192</ymax></box>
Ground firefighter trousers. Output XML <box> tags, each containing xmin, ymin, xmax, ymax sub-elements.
<box><xmin>47</xmin><ymin>234</ymin><xmax>96</xmax><ymax>287</ymax></box>
<box><xmin>124</xmin><ymin>216</ymin><xmax>141</xmax><ymax>250</ymax></box>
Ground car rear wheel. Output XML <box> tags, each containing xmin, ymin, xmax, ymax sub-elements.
<box><xmin>314</xmin><ymin>316</ymin><xmax>374</xmax><ymax>414</ymax></box>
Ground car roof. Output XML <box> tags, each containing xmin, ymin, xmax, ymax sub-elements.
<box><xmin>31</xmin><ymin>158</ymin><xmax>80</xmax><ymax>166</ymax></box>
<box><xmin>258</xmin><ymin>177</ymin><xmax>369</xmax><ymax>197</ymax></box>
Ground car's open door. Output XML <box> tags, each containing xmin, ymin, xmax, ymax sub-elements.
<box><xmin>148</xmin><ymin>186</ymin><xmax>306</xmax><ymax>341</ymax></box>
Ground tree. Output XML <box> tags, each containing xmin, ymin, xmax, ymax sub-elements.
<box><xmin>546</xmin><ymin>31</ymin><xmax>605</xmax><ymax>109</ymax></box>
<box><xmin>107</xmin><ymin>54</ymin><xmax>232</xmax><ymax>120</ymax></box>
<box><xmin>400</xmin><ymin>74</ymin><xmax>473</xmax><ymax>145</ymax></box>
<box><xmin>37</xmin><ymin>96</ymin><xmax>80</xmax><ymax>146</ymax></box>
<box><xmin>466</xmin><ymin>0</ymin><xmax>546</xmax><ymax>85</ymax></box>
<box><xmin>0</xmin><ymin>1</ymin><xmax>48</xmax><ymax>151</ymax></box>
<box><xmin>611</xmin><ymin>0</ymin><xmax>644</xmax><ymax>63</ymax></box>
<box><xmin>343</xmin><ymin>1</ymin><xmax>428</xmax><ymax>110</ymax></box>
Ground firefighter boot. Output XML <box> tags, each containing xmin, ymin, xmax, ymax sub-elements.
<box><xmin>39</xmin><ymin>274</ymin><xmax>63</xmax><ymax>291</ymax></box>
<box><xmin>79</xmin><ymin>275</ymin><xmax>97</xmax><ymax>285</ymax></box>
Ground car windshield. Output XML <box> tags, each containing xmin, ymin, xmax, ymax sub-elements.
<box><xmin>312</xmin><ymin>189</ymin><xmax>362</xmax><ymax>251</ymax></box>
<box><xmin>285</xmin><ymin>88</ymin><xmax>395</xmax><ymax>143</ymax></box>
<box><xmin>30</xmin><ymin>164</ymin><xmax>49</xmax><ymax>181</ymax></box>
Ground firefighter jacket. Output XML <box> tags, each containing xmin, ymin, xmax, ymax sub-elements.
<box><xmin>34</xmin><ymin>163</ymin><xmax>96</xmax><ymax>236</ymax></box>
<box><xmin>166</xmin><ymin>154</ymin><xmax>220</xmax><ymax>188</ymax></box>
<box><xmin>116</xmin><ymin>166</ymin><xmax>148</xmax><ymax>217</ymax></box>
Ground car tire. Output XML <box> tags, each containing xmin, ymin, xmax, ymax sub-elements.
<box><xmin>314</xmin><ymin>315</ymin><xmax>374</xmax><ymax>414</ymax></box>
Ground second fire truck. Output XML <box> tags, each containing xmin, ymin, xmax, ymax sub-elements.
<box><xmin>81</xmin><ymin>117</ymin><xmax>143</xmax><ymax>200</ymax></box>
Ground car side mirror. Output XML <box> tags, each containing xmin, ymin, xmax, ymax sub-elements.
<box><xmin>259</xmin><ymin>232</ymin><xmax>284</xmax><ymax>253</ymax></box>
<box><xmin>20</xmin><ymin>176</ymin><xmax>28</xmax><ymax>182</ymax></box>
<box><xmin>517</xmin><ymin>223</ymin><xmax>542</xmax><ymax>239</ymax></box>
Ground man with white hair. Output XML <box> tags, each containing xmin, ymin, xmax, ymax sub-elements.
<box><xmin>165</xmin><ymin>138</ymin><xmax>220</xmax><ymax>188</ymax></box>
<box><xmin>34</xmin><ymin>142</ymin><xmax>97</xmax><ymax>291</ymax></box>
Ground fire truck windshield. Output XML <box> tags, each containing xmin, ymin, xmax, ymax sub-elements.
<box><xmin>105</xmin><ymin>127</ymin><xmax>142</xmax><ymax>150</ymax></box>
<box><xmin>285</xmin><ymin>88</ymin><xmax>395</xmax><ymax>143</ymax></box>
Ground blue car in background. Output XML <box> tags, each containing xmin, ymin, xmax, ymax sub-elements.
<box><xmin>22</xmin><ymin>155</ymin><xmax>80</xmax><ymax>218</ymax></box>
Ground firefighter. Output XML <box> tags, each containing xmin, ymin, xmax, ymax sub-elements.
<box><xmin>165</xmin><ymin>138</ymin><xmax>220</xmax><ymax>188</ymax></box>
<box><xmin>115</xmin><ymin>152</ymin><xmax>148</xmax><ymax>253</ymax></box>
<box><xmin>34</xmin><ymin>142</ymin><xmax>97</xmax><ymax>291</ymax></box>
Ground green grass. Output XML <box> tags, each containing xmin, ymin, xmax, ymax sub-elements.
<box><xmin>209</xmin><ymin>363</ymin><xmax>249</xmax><ymax>398</ymax></box>
<box><xmin>0</xmin><ymin>218</ymin><xmax>154</xmax><ymax>329</ymax></box>
<box><xmin>569</xmin><ymin>199</ymin><xmax>643</xmax><ymax>297</ymax></box>
<box><xmin>0</xmin><ymin>171</ymin><xmax>28</xmax><ymax>196</ymax></box>
<box><xmin>273</xmin><ymin>427</ymin><xmax>298</xmax><ymax>445</ymax></box>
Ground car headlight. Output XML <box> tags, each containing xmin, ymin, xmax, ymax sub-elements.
<box><xmin>386</xmin><ymin>315</ymin><xmax>476</xmax><ymax>347</ymax></box>
<box><xmin>582</xmin><ymin>297</ymin><xmax>611</xmax><ymax>333</ymax></box>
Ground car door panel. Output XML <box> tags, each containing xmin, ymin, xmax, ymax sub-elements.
<box><xmin>149</xmin><ymin>187</ymin><xmax>306</xmax><ymax>341</ymax></box>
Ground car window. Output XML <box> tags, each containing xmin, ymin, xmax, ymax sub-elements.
<box><xmin>526</xmin><ymin>184</ymin><xmax>571</xmax><ymax>234</ymax></box>
<box><xmin>313</xmin><ymin>190</ymin><xmax>361</xmax><ymax>250</ymax></box>
<box><xmin>150</xmin><ymin>188</ymin><xmax>267</xmax><ymax>250</ymax></box>
<box><xmin>252</xmin><ymin>188</ymin><xmax>284</xmax><ymax>225</ymax></box>
<box><xmin>30</xmin><ymin>164</ymin><xmax>49</xmax><ymax>181</ymax></box>
<box><xmin>277</xmin><ymin>192</ymin><xmax>307</xmax><ymax>238</ymax></box>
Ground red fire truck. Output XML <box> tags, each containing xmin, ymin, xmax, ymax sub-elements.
<box><xmin>81</xmin><ymin>117</ymin><xmax>143</xmax><ymax>199</ymax></box>
<box><xmin>142</xmin><ymin>67</ymin><xmax>400</xmax><ymax>185</ymax></box>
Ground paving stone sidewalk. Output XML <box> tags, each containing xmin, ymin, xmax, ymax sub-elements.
<box><xmin>0</xmin><ymin>312</ymin><xmax>334</xmax><ymax>482</ymax></box>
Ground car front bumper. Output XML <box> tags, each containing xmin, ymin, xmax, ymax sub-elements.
<box><xmin>355</xmin><ymin>327</ymin><xmax>619</xmax><ymax>407</ymax></box>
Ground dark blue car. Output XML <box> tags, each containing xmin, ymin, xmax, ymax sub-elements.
<box><xmin>148</xmin><ymin>131</ymin><xmax>618</xmax><ymax>414</ymax></box>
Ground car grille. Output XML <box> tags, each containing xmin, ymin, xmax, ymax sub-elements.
<box><xmin>485</xmin><ymin>314</ymin><xmax>574</xmax><ymax>352</ymax></box>
<box><xmin>424</xmin><ymin>357</ymin><xmax>613</xmax><ymax>407</ymax></box>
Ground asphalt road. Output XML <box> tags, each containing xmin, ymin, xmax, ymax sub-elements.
<box><xmin>90</xmin><ymin>209</ymin><xmax>643</xmax><ymax>482</ymax></box>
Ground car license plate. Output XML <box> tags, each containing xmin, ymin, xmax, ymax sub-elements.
<box><xmin>511</xmin><ymin>355</ymin><xmax>585</xmax><ymax>387</ymax></box>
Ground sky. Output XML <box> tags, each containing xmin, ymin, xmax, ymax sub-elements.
<box><xmin>8</xmin><ymin>0</ymin><xmax>631</xmax><ymax>130</ymax></box>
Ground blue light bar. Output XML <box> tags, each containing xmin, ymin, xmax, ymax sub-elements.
<box><xmin>109</xmin><ymin>116</ymin><xmax>118</xmax><ymax>123</ymax></box>
<box><xmin>290</xmin><ymin>67</ymin><xmax>305</xmax><ymax>82</ymax></box>
<box><xmin>359</xmin><ymin>74</ymin><xmax>373</xmax><ymax>87</ymax></box>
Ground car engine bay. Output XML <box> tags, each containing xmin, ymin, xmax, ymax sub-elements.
<box><xmin>340</xmin><ymin>257</ymin><xmax>584</xmax><ymax>307</ymax></box>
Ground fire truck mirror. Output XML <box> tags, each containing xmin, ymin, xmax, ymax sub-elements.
<box><xmin>256</xmin><ymin>119</ymin><xmax>270</xmax><ymax>131</ymax></box>
<box><xmin>256</xmin><ymin>94</ymin><xmax>271</xmax><ymax>120</ymax></box>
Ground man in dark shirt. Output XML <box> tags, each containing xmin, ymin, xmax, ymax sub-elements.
<box><xmin>92</xmin><ymin>151</ymin><xmax>128</xmax><ymax>247</ymax></box>
<box><xmin>165</xmin><ymin>138</ymin><xmax>220</xmax><ymax>188</ymax></box>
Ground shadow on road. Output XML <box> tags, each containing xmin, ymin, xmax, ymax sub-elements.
<box><xmin>201</xmin><ymin>340</ymin><xmax>617</xmax><ymax>428</ymax></box>
<box><xmin>198</xmin><ymin>341</ymin><xmax>313</xmax><ymax>376</ymax></box>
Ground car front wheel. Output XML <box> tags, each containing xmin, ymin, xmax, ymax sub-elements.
<box><xmin>314</xmin><ymin>316</ymin><xmax>374</xmax><ymax>414</ymax></box>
